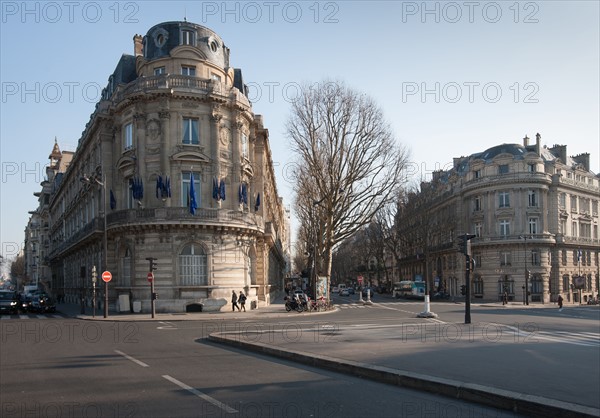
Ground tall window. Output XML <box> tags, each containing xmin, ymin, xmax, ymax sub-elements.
<box><xmin>179</xmin><ymin>244</ymin><xmax>207</xmax><ymax>285</ymax></box>
<box><xmin>500</xmin><ymin>251</ymin><xmax>511</xmax><ymax>266</ymax></box>
<box><xmin>531</xmin><ymin>249</ymin><xmax>540</xmax><ymax>266</ymax></box>
<box><xmin>124</xmin><ymin>122</ymin><xmax>133</xmax><ymax>150</ymax></box>
<box><xmin>498</xmin><ymin>164</ymin><xmax>509</xmax><ymax>175</ymax></box>
<box><xmin>241</xmin><ymin>133</ymin><xmax>248</xmax><ymax>159</ymax></box>
<box><xmin>474</xmin><ymin>222</ymin><xmax>483</xmax><ymax>238</ymax></box>
<box><xmin>474</xmin><ymin>253</ymin><xmax>482</xmax><ymax>269</ymax></box>
<box><xmin>559</xmin><ymin>193</ymin><xmax>566</xmax><ymax>209</ymax></box>
<box><xmin>154</xmin><ymin>67</ymin><xmax>165</xmax><ymax>75</ymax></box>
<box><xmin>528</xmin><ymin>190</ymin><xmax>538</xmax><ymax>207</ymax></box>
<box><xmin>561</xmin><ymin>250</ymin><xmax>567</xmax><ymax>266</ymax></box>
<box><xmin>121</xmin><ymin>248</ymin><xmax>131</xmax><ymax>287</ymax></box>
<box><xmin>499</xmin><ymin>220</ymin><xmax>510</xmax><ymax>236</ymax></box>
<box><xmin>181</xmin><ymin>65</ymin><xmax>196</xmax><ymax>76</ymax></box>
<box><xmin>474</xmin><ymin>169</ymin><xmax>481</xmax><ymax>179</ymax></box>
<box><xmin>528</xmin><ymin>217</ymin><xmax>538</xmax><ymax>235</ymax></box>
<box><xmin>528</xmin><ymin>163</ymin><xmax>536</xmax><ymax>173</ymax></box>
<box><xmin>498</xmin><ymin>191</ymin><xmax>510</xmax><ymax>208</ymax></box>
<box><xmin>570</xmin><ymin>195</ymin><xmax>577</xmax><ymax>212</ymax></box>
<box><xmin>182</xmin><ymin>171</ymin><xmax>201</xmax><ymax>208</ymax></box>
<box><xmin>182</xmin><ymin>118</ymin><xmax>199</xmax><ymax>144</ymax></box>
<box><xmin>474</xmin><ymin>196</ymin><xmax>482</xmax><ymax>211</ymax></box>
<box><xmin>562</xmin><ymin>275</ymin><xmax>569</xmax><ymax>292</ymax></box>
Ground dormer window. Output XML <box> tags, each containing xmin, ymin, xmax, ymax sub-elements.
<box><xmin>474</xmin><ymin>169</ymin><xmax>481</xmax><ymax>179</ymax></box>
<box><xmin>498</xmin><ymin>164</ymin><xmax>509</xmax><ymax>175</ymax></box>
<box><xmin>181</xmin><ymin>30</ymin><xmax>195</xmax><ymax>46</ymax></box>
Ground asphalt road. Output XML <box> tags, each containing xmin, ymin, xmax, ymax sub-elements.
<box><xmin>1</xmin><ymin>314</ymin><xmax>521</xmax><ymax>418</ymax></box>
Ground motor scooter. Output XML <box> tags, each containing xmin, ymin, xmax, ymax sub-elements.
<box><xmin>284</xmin><ymin>295</ymin><xmax>304</xmax><ymax>312</ymax></box>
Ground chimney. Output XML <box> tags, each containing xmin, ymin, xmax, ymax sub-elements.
<box><xmin>523</xmin><ymin>135</ymin><xmax>529</xmax><ymax>147</ymax></box>
<box><xmin>573</xmin><ymin>153</ymin><xmax>590</xmax><ymax>171</ymax></box>
<box><xmin>133</xmin><ymin>34</ymin><xmax>143</xmax><ymax>57</ymax></box>
<box><xmin>550</xmin><ymin>145</ymin><xmax>568</xmax><ymax>164</ymax></box>
<box><xmin>535</xmin><ymin>132</ymin><xmax>541</xmax><ymax>155</ymax></box>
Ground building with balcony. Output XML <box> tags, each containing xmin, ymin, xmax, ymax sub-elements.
<box><xmin>39</xmin><ymin>21</ymin><xmax>289</xmax><ymax>312</ymax></box>
<box><xmin>396</xmin><ymin>133</ymin><xmax>599</xmax><ymax>303</ymax></box>
<box><xmin>25</xmin><ymin>139</ymin><xmax>74</xmax><ymax>293</ymax></box>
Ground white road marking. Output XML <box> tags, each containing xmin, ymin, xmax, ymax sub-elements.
<box><xmin>114</xmin><ymin>349</ymin><xmax>150</xmax><ymax>367</ymax></box>
<box><xmin>162</xmin><ymin>375</ymin><xmax>238</xmax><ymax>414</ymax></box>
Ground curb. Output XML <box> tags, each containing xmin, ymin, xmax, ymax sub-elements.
<box><xmin>208</xmin><ymin>332</ymin><xmax>600</xmax><ymax>418</ymax></box>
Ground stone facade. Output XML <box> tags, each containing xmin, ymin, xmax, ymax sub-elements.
<box><xmin>396</xmin><ymin>134</ymin><xmax>599</xmax><ymax>304</ymax></box>
<box><xmin>35</xmin><ymin>22</ymin><xmax>289</xmax><ymax>312</ymax></box>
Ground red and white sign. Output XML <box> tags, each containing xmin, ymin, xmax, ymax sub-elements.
<box><xmin>147</xmin><ymin>272</ymin><xmax>154</xmax><ymax>282</ymax></box>
<box><xmin>357</xmin><ymin>275</ymin><xmax>364</xmax><ymax>284</ymax></box>
<box><xmin>101</xmin><ymin>271</ymin><xmax>112</xmax><ymax>283</ymax></box>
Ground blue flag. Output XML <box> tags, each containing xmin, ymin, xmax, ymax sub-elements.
<box><xmin>110</xmin><ymin>190</ymin><xmax>116</xmax><ymax>210</ymax></box>
<box><xmin>189</xmin><ymin>172</ymin><xmax>198</xmax><ymax>215</ymax></box>
<box><xmin>219</xmin><ymin>178</ymin><xmax>226</xmax><ymax>201</ymax></box>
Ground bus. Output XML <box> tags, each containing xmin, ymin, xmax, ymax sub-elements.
<box><xmin>393</xmin><ymin>281</ymin><xmax>426</xmax><ymax>299</ymax></box>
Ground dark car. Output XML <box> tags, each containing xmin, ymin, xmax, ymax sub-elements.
<box><xmin>0</xmin><ymin>290</ymin><xmax>20</xmax><ymax>314</ymax></box>
<box><xmin>347</xmin><ymin>287</ymin><xmax>355</xmax><ymax>295</ymax></box>
<box><xmin>361</xmin><ymin>287</ymin><xmax>376</xmax><ymax>298</ymax></box>
<box><xmin>30</xmin><ymin>295</ymin><xmax>56</xmax><ymax>313</ymax></box>
<box><xmin>431</xmin><ymin>291</ymin><xmax>450</xmax><ymax>301</ymax></box>
<box><xmin>19</xmin><ymin>294</ymin><xmax>33</xmax><ymax>313</ymax></box>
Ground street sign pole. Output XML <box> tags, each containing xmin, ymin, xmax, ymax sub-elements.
<box><xmin>101</xmin><ymin>271</ymin><xmax>112</xmax><ymax>318</ymax></box>
<box><xmin>148</xmin><ymin>271</ymin><xmax>155</xmax><ymax>318</ymax></box>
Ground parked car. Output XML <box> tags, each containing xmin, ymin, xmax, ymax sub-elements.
<box><xmin>431</xmin><ymin>291</ymin><xmax>451</xmax><ymax>301</ymax></box>
<box><xmin>339</xmin><ymin>289</ymin><xmax>350</xmax><ymax>296</ymax></box>
<box><xmin>30</xmin><ymin>295</ymin><xmax>56</xmax><ymax>313</ymax></box>
<box><xmin>347</xmin><ymin>287</ymin><xmax>355</xmax><ymax>295</ymax></box>
<box><xmin>0</xmin><ymin>290</ymin><xmax>20</xmax><ymax>314</ymax></box>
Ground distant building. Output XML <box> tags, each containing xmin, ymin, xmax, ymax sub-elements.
<box><xmin>396</xmin><ymin>133</ymin><xmax>599</xmax><ymax>303</ymax></box>
<box><xmin>29</xmin><ymin>21</ymin><xmax>289</xmax><ymax>312</ymax></box>
<box><xmin>25</xmin><ymin>139</ymin><xmax>74</xmax><ymax>293</ymax></box>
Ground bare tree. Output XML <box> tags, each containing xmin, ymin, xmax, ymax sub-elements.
<box><xmin>287</xmin><ymin>81</ymin><xmax>409</xmax><ymax>296</ymax></box>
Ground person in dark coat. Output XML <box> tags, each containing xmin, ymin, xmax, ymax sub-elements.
<box><xmin>557</xmin><ymin>294</ymin><xmax>563</xmax><ymax>310</ymax></box>
<box><xmin>238</xmin><ymin>291</ymin><xmax>247</xmax><ymax>312</ymax></box>
<box><xmin>231</xmin><ymin>290</ymin><xmax>240</xmax><ymax>312</ymax></box>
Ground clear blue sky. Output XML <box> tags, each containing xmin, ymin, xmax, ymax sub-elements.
<box><xmin>1</xmin><ymin>1</ymin><xmax>599</xmax><ymax>271</ymax></box>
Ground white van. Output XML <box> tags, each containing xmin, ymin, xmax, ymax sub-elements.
<box><xmin>337</xmin><ymin>284</ymin><xmax>347</xmax><ymax>293</ymax></box>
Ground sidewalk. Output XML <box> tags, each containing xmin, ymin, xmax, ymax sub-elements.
<box><xmin>56</xmin><ymin>295</ymin><xmax>333</xmax><ymax>321</ymax></box>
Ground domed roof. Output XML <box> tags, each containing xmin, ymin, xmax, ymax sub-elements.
<box><xmin>476</xmin><ymin>143</ymin><xmax>528</xmax><ymax>162</ymax></box>
<box><xmin>143</xmin><ymin>21</ymin><xmax>229</xmax><ymax>69</ymax></box>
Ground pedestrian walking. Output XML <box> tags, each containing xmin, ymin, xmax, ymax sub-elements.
<box><xmin>239</xmin><ymin>291</ymin><xmax>247</xmax><ymax>312</ymax></box>
<box><xmin>502</xmin><ymin>291</ymin><xmax>508</xmax><ymax>305</ymax></box>
<box><xmin>231</xmin><ymin>290</ymin><xmax>240</xmax><ymax>312</ymax></box>
<box><xmin>557</xmin><ymin>294</ymin><xmax>563</xmax><ymax>310</ymax></box>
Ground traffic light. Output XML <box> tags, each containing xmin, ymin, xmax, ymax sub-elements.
<box><xmin>146</xmin><ymin>257</ymin><xmax>158</xmax><ymax>271</ymax></box>
<box><xmin>457</xmin><ymin>233</ymin><xmax>476</xmax><ymax>256</ymax></box>
<box><xmin>460</xmin><ymin>285</ymin><xmax>466</xmax><ymax>296</ymax></box>
<box><xmin>151</xmin><ymin>292</ymin><xmax>159</xmax><ymax>300</ymax></box>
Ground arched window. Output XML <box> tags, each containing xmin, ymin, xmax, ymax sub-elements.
<box><xmin>179</xmin><ymin>244</ymin><xmax>207</xmax><ymax>286</ymax></box>
<box><xmin>121</xmin><ymin>248</ymin><xmax>131</xmax><ymax>287</ymax></box>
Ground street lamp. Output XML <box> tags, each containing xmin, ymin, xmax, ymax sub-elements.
<box><xmin>519</xmin><ymin>235</ymin><xmax>531</xmax><ymax>306</ymax></box>
<box><xmin>81</xmin><ymin>174</ymin><xmax>108</xmax><ymax>318</ymax></box>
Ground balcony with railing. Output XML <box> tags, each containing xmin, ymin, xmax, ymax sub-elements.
<box><xmin>112</xmin><ymin>74</ymin><xmax>251</xmax><ymax>109</ymax></box>
<box><xmin>48</xmin><ymin>207</ymin><xmax>264</xmax><ymax>259</ymax></box>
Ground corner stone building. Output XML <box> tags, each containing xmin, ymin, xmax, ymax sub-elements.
<box><xmin>47</xmin><ymin>21</ymin><xmax>289</xmax><ymax>312</ymax></box>
<box><xmin>397</xmin><ymin>134</ymin><xmax>599</xmax><ymax>304</ymax></box>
